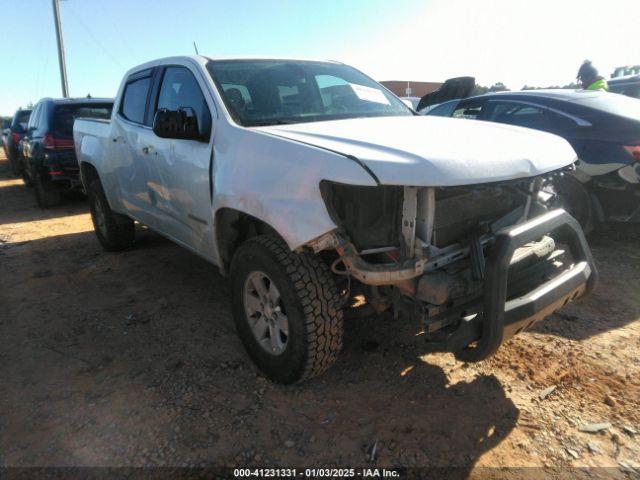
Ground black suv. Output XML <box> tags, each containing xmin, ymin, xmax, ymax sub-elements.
<box><xmin>20</xmin><ymin>98</ymin><xmax>113</xmax><ymax>207</ymax></box>
<box><xmin>2</xmin><ymin>108</ymin><xmax>32</xmax><ymax>175</ymax></box>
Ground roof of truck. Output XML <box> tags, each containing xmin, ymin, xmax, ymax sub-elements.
<box><xmin>203</xmin><ymin>55</ymin><xmax>342</xmax><ymax>63</ymax></box>
<box><xmin>125</xmin><ymin>55</ymin><xmax>344</xmax><ymax>75</ymax></box>
<box><xmin>37</xmin><ymin>97</ymin><xmax>114</xmax><ymax>105</ymax></box>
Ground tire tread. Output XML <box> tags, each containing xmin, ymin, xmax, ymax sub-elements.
<box><xmin>239</xmin><ymin>235</ymin><xmax>343</xmax><ymax>382</ymax></box>
<box><xmin>88</xmin><ymin>180</ymin><xmax>135</xmax><ymax>251</ymax></box>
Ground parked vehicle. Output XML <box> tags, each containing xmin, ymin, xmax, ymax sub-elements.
<box><xmin>425</xmin><ymin>90</ymin><xmax>640</xmax><ymax>231</ymax></box>
<box><xmin>609</xmin><ymin>74</ymin><xmax>640</xmax><ymax>99</ymax></box>
<box><xmin>611</xmin><ymin>65</ymin><xmax>640</xmax><ymax>79</ymax></box>
<box><xmin>74</xmin><ymin>56</ymin><xmax>596</xmax><ymax>383</ymax></box>
<box><xmin>2</xmin><ymin>108</ymin><xmax>32</xmax><ymax>175</ymax></box>
<box><xmin>1</xmin><ymin>118</ymin><xmax>10</xmax><ymax>152</ymax></box>
<box><xmin>20</xmin><ymin>98</ymin><xmax>113</xmax><ymax>207</ymax></box>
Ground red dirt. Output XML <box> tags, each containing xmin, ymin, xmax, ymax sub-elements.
<box><xmin>1</xmin><ymin>152</ymin><xmax>639</xmax><ymax>476</ymax></box>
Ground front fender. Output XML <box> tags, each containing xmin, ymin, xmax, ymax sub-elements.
<box><xmin>210</xmin><ymin>125</ymin><xmax>378</xmax><ymax>263</ymax></box>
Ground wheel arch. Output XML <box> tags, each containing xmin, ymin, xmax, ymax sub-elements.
<box><xmin>214</xmin><ymin>208</ymin><xmax>289</xmax><ymax>274</ymax></box>
<box><xmin>80</xmin><ymin>161</ymin><xmax>100</xmax><ymax>190</ymax></box>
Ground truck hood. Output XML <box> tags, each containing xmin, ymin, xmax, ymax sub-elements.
<box><xmin>257</xmin><ymin>116</ymin><xmax>577</xmax><ymax>186</ymax></box>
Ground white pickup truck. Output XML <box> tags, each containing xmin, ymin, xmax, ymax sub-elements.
<box><xmin>74</xmin><ymin>56</ymin><xmax>597</xmax><ymax>383</ymax></box>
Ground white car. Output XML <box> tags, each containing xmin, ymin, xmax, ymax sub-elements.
<box><xmin>74</xmin><ymin>56</ymin><xmax>597</xmax><ymax>383</ymax></box>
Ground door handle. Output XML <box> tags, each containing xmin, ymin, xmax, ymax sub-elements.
<box><xmin>142</xmin><ymin>145</ymin><xmax>154</xmax><ymax>155</ymax></box>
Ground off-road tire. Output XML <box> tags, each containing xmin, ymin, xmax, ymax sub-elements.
<box><xmin>88</xmin><ymin>179</ymin><xmax>135</xmax><ymax>251</ymax></box>
<box><xmin>230</xmin><ymin>235</ymin><xmax>344</xmax><ymax>384</ymax></box>
<box><xmin>556</xmin><ymin>175</ymin><xmax>594</xmax><ymax>235</ymax></box>
<box><xmin>34</xmin><ymin>175</ymin><xmax>62</xmax><ymax>208</ymax></box>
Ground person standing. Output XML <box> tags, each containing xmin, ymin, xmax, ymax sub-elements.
<box><xmin>577</xmin><ymin>60</ymin><xmax>609</xmax><ymax>91</ymax></box>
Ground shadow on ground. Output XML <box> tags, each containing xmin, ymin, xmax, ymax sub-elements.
<box><xmin>0</xmin><ymin>181</ymin><xmax>88</xmax><ymax>226</ymax></box>
<box><xmin>0</xmin><ymin>225</ymin><xmax>518</xmax><ymax>469</ymax></box>
<box><xmin>529</xmin><ymin>222</ymin><xmax>640</xmax><ymax>341</ymax></box>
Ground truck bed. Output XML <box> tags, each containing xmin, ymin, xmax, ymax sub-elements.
<box><xmin>73</xmin><ymin>117</ymin><xmax>113</xmax><ymax>189</ymax></box>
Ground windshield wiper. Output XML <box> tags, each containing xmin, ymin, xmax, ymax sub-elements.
<box><xmin>246</xmin><ymin>119</ymin><xmax>300</xmax><ymax>127</ymax></box>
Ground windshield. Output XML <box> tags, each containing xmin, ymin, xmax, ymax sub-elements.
<box><xmin>206</xmin><ymin>59</ymin><xmax>412</xmax><ymax>127</ymax></box>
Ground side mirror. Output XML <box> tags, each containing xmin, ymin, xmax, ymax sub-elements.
<box><xmin>153</xmin><ymin>107</ymin><xmax>208</xmax><ymax>141</ymax></box>
<box><xmin>2</xmin><ymin>119</ymin><xmax>11</xmax><ymax>129</ymax></box>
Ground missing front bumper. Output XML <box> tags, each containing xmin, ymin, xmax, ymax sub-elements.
<box><xmin>423</xmin><ymin>209</ymin><xmax>597</xmax><ymax>361</ymax></box>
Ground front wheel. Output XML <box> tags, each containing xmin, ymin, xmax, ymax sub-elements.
<box><xmin>87</xmin><ymin>180</ymin><xmax>135</xmax><ymax>251</ymax></box>
<box><xmin>230</xmin><ymin>235</ymin><xmax>344</xmax><ymax>384</ymax></box>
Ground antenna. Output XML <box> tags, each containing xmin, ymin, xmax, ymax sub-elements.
<box><xmin>193</xmin><ymin>41</ymin><xmax>199</xmax><ymax>55</ymax></box>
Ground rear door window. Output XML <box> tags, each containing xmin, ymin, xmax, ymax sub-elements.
<box><xmin>547</xmin><ymin>110</ymin><xmax>579</xmax><ymax>133</ymax></box>
<box><xmin>453</xmin><ymin>100</ymin><xmax>484</xmax><ymax>119</ymax></box>
<box><xmin>52</xmin><ymin>103</ymin><xmax>113</xmax><ymax>137</ymax></box>
<box><xmin>120</xmin><ymin>71</ymin><xmax>152</xmax><ymax>124</ymax></box>
<box><xmin>484</xmin><ymin>101</ymin><xmax>548</xmax><ymax>130</ymax></box>
<box><xmin>426</xmin><ymin>100</ymin><xmax>459</xmax><ymax>117</ymax></box>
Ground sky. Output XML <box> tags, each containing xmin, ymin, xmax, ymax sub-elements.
<box><xmin>1</xmin><ymin>0</ymin><xmax>639</xmax><ymax>115</ymax></box>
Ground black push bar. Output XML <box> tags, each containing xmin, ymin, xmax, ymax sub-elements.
<box><xmin>426</xmin><ymin>209</ymin><xmax>598</xmax><ymax>361</ymax></box>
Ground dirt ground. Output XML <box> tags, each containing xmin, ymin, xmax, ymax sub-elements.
<box><xmin>1</xmin><ymin>150</ymin><xmax>639</xmax><ymax>477</ymax></box>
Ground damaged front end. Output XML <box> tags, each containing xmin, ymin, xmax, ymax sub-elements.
<box><xmin>314</xmin><ymin>176</ymin><xmax>598</xmax><ymax>361</ymax></box>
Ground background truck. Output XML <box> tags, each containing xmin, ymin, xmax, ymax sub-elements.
<box><xmin>74</xmin><ymin>56</ymin><xmax>597</xmax><ymax>384</ymax></box>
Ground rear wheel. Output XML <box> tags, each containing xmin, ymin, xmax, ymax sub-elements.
<box><xmin>88</xmin><ymin>179</ymin><xmax>135</xmax><ymax>251</ymax></box>
<box><xmin>21</xmin><ymin>166</ymin><xmax>33</xmax><ymax>187</ymax></box>
<box><xmin>230</xmin><ymin>235</ymin><xmax>344</xmax><ymax>384</ymax></box>
<box><xmin>8</xmin><ymin>150</ymin><xmax>22</xmax><ymax>176</ymax></box>
<box><xmin>34</xmin><ymin>175</ymin><xmax>62</xmax><ymax>208</ymax></box>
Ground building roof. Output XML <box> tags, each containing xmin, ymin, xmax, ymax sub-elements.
<box><xmin>380</xmin><ymin>81</ymin><xmax>443</xmax><ymax>98</ymax></box>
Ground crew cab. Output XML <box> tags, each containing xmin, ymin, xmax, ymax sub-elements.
<box><xmin>74</xmin><ymin>56</ymin><xmax>597</xmax><ymax>383</ymax></box>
